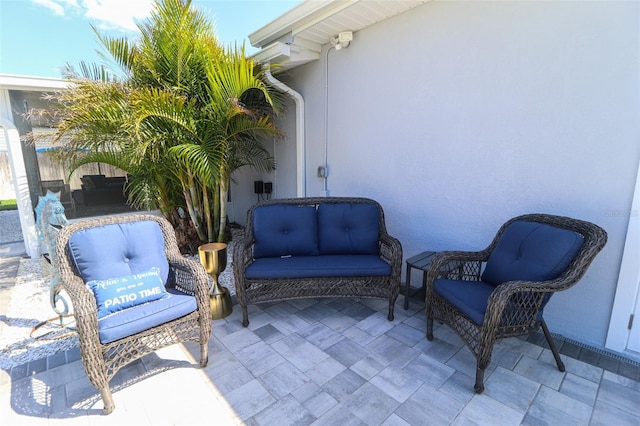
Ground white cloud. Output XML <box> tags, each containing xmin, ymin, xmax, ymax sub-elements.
<box><xmin>82</xmin><ymin>0</ymin><xmax>153</xmax><ymax>32</ymax></box>
<box><xmin>31</xmin><ymin>0</ymin><xmax>153</xmax><ymax>32</ymax></box>
<box><xmin>31</xmin><ymin>0</ymin><xmax>66</xmax><ymax>16</ymax></box>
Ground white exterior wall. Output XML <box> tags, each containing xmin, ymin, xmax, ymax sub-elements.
<box><xmin>265</xmin><ymin>1</ymin><xmax>639</xmax><ymax>348</ymax></box>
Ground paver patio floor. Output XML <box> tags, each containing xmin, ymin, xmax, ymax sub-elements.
<box><xmin>2</xmin><ymin>294</ymin><xmax>640</xmax><ymax>425</ymax></box>
<box><xmin>2</xmin><ymin>231</ymin><xmax>639</xmax><ymax>425</ymax></box>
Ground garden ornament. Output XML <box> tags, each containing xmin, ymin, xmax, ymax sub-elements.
<box><xmin>34</xmin><ymin>190</ymin><xmax>70</xmax><ymax>322</ymax></box>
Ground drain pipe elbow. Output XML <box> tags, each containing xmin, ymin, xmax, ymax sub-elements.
<box><xmin>264</xmin><ymin>68</ymin><xmax>306</xmax><ymax>197</ymax></box>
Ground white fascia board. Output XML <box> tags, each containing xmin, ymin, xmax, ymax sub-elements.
<box><xmin>0</xmin><ymin>74</ymin><xmax>70</xmax><ymax>91</ymax></box>
<box><xmin>249</xmin><ymin>0</ymin><xmax>357</xmax><ymax>48</ymax></box>
<box><xmin>252</xmin><ymin>41</ymin><xmax>320</xmax><ymax>73</ymax></box>
<box><xmin>253</xmin><ymin>42</ymin><xmax>292</xmax><ymax>66</ymax></box>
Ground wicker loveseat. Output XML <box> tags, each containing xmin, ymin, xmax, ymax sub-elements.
<box><xmin>56</xmin><ymin>214</ymin><xmax>211</xmax><ymax>414</ymax></box>
<box><xmin>233</xmin><ymin>197</ymin><xmax>402</xmax><ymax>327</ymax></box>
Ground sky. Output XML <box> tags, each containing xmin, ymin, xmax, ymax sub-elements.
<box><xmin>0</xmin><ymin>0</ymin><xmax>303</xmax><ymax>78</ymax></box>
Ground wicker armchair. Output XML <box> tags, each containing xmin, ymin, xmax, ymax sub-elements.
<box><xmin>425</xmin><ymin>214</ymin><xmax>607</xmax><ymax>393</ymax></box>
<box><xmin>56</xmin><ymin>214</ymin><xmax>211</xmax><ymax>414</ymax></box>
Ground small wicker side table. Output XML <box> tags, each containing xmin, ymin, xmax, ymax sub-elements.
<box><xmin>404</xmin><ymin>251</ymin><xmax>437</xmax><ymax>309</ymax></box>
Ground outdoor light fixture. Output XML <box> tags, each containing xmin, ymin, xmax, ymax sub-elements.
<box><xmin>330</xmin><ymin>31</ymin><xmax>353</xmax><ymax>50</ymax></box>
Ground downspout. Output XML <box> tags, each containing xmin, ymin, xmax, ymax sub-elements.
<box><xmin>264</xmin><ymin>68</ymin><xmax>306</xmax><ymax>197</ymax></box>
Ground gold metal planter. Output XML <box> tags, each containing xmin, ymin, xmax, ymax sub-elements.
<box><xmin>198</xmin><ymin>243</ymin><xmax>232</xmax><ymax>319</ymax></box>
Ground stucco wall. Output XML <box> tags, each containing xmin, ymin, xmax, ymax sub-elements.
<box><xmin>225</xmin><ymin>99</ymin><xmax>298</xmax><ymax>226</ymax></box>
<box><xmin>267</xmin><ymin>1</ymin><xmax>640</xmax><ymax>349</ymax></box>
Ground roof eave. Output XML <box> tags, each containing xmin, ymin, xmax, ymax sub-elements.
<box><xmin>249</xmin><ymin>0</ymin><xmax>357</xmax><ymax>48</ymax></box>
<box><xmin>252</xmin><ymin>41</ymin><xmax>321</xmax><ymax>73</ymax></box>
<box><xmin>0</xmin><ymin>74</ymin><xmax>70</xmax><ymax>91</ymax></box>
<box><xmin>249</xmin><ymin>0</ymin><xmax>432</xmax><ymax>71</ymax></box>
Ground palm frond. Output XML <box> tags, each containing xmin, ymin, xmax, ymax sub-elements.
<box><xmin>168</xmin><ymin>142</ymin><xmax>223</xmax><ymax>185</ymax></box>
<box><xmin>63</xmin><ymin>149</ymin><xmax>131</xmax><ymax>179</ymax></box>
<box><xmin>93</xmin><ymin>25</ymin><xmax>137</xmax><ymax>78</ymax></box>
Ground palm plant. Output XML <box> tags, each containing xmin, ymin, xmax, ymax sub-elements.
<box><xmin>48</xmin><ymin>0</ymin><xmax>279</xmax><ymax>250</ymax></box>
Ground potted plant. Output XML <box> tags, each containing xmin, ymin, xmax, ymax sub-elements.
<box><xmin>47</xmin><ymin>0</ymin><xmax>281</xmax><ymax>251</ymax></box>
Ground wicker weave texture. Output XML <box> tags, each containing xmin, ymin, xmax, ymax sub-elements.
<box><xmin>425</xmin><ymin>213</ymin><xmax>608</xmax><ymax>393</ymax></box>
<box><xmin>233</xmin><ymin>197</ymin><xmax>403</xmax><ymax>327</ymax></box>
<box><xmin>55</xmin><ymin>214</ymin><xmax>212</xmax><ymax>414</ymax></box>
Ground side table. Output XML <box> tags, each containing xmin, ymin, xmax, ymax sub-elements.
<box><xmin>404</xmin><ymin>251</ymin><xmax>437</xmax><ymax>309</ymax></box>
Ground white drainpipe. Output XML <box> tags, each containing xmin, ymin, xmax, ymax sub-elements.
<box><xmin>264</xmin><ymin>68</ymin><xmax>306</xmax><ymax>197</ymax></box>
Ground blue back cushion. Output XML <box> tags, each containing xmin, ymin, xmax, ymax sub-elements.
<box><xmin>252</xmin><ymin>205</ymin><xmax>319</xmax><ymax>258</ymax></box>
<box><xmin>318</xmin><ymin>203</ymin><xmax>380</xmax><ymax>255</ymax></box>
<box><xmin>481</xmin><ymin>221</ymin><xmax>584</xmax><ymax>285</ymax></box>
<box><xmin>68</xmin><ymin>221</ymin><xmax>170</xmax><ymax>284</ymax></box>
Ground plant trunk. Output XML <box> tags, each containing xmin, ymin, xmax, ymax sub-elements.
<box><xmin>217</xmin><ymin>176</ymin><xmax>228</xmax><ymax>243</ymax></box>
<box><xmin>202</xmin><ymin>183</ymin><xmax>214</xmax><ymax>242</ymax></box>
<box><xmin>182</xmin><ymin>181</ymin><xmax>207</xmax><ymax>242</ymax></box>
<box><xmin>156</xmin><ymin>180</ymin><xmax>173</xmax><ymax>219</ymax></box>
<box><xmin>213</xmin><ymin>182</ymin><xmax>220</xmax><ymax>240</ymax></box>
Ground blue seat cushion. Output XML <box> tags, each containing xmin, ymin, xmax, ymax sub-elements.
<box><xmin>87</xmin><ymin>267</ymin><xmax>169</xmax><ymax>318</ymax></box>
<box><xmin>318</xmin><ymin>203</ymin><xmax>380</xmax><ymax>255</ymax></box>
<box><xmin>481</xmin><ymin>221</ymin><xmax>584</xmax><ymax>285</ymax></box>
<box><xmin>97</xmin><ymin>288</ymin><xmax>197</xmax><ymax>344</ymax></box>
<box><xmin>435</xmin><ymin>279</ymin><xmax>551</xmax><ymax>325</ymax></box>
<box><xmin>434</xmin><ymin>279</ymin><xmax>497</xmax><ymax>325</ymax></box>
<box><xmin>245</xmin><ymin>255</ymin><xmax>391</xmax><ymax>279</ymax></box>
<box><xmin>68</xmin><ymin>220</ymin><xmax>170</xmax><ymax>285</ymax></box>
<box><xmin>252</xmin><ymin>205</ymin><xmax>319</xmax><ymax>258</ymax></box>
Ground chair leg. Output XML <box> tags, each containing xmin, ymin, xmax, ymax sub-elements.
<box><xmin>476</xmin><ymin>338</ymin><xmax>496</xmax><ymax>394</ymax></box>
<box><xmin>241</xmin><ymin>306</ymin><xmax>249</xmax><ymax>327</ymax></box>
<box><xmin>403</xmin><ymin>262</ymin><xmax>411</xmax><ymax>310</ymax></box>
<box><xmin>100</xmin><ymin>386</ymin><xmax>115</xmax><ymax>415</ymax></box>
<box><xmin>474</xmin><ymin>367</ymin><xmax>485</xmax><ymax>393</ymax></box>
<box><xmin>387</xmin><ymin>299</ymin><xmax>395</xmax><ymax>321</ymax></box>
<box><xmin>426</xmin><ymin>317</ymin><xmax>434</xmax><ymax>340</ymax></box>
<box><xmin>541</xmin><ymin>319</ymin><xmax>565</xmax><ymax>372</ymax></box>
<box><xmin>200</xmin><ymin>343</ymin><xmax>209</xmax><ymax>368</ymax></box>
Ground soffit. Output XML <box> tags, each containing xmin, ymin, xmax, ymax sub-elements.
<box><xmin>250</xmin><ymin>0</ymin><xmax>431</xmax><ymax>71</ymax></box>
